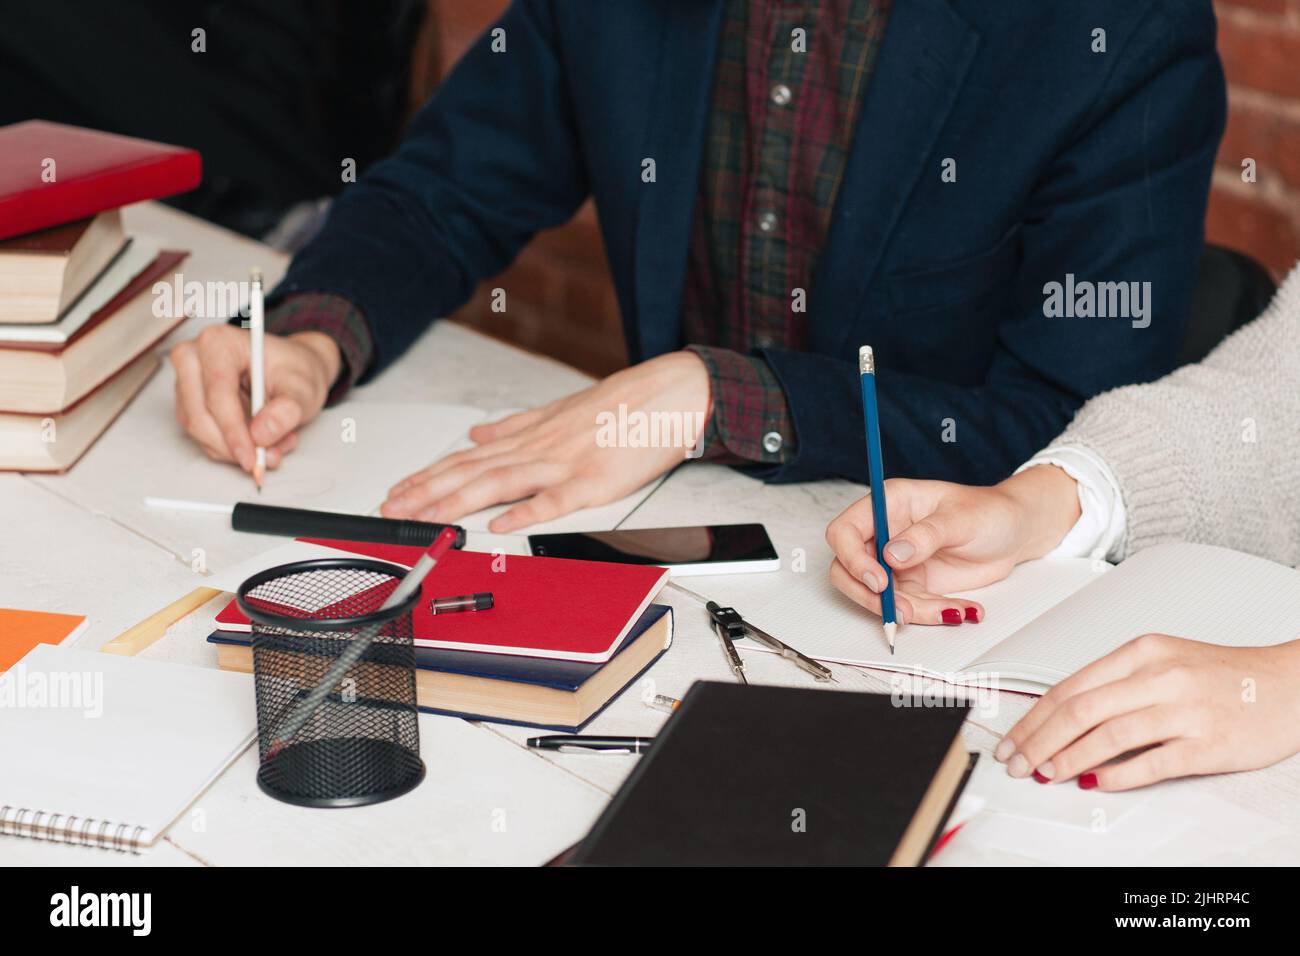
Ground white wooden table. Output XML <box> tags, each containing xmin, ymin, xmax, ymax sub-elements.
<box><xmin>3</xmin><ymin>203</ymin><xmax>1298</xmax><ymax>866</ymax></box>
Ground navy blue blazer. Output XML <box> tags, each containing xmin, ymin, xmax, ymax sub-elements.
<box><xmin>273</xmin><ymin>0</ymin><xmax>1224</xmax><ymax>485</ymax></box>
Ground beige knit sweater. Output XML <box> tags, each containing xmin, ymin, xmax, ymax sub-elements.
<box><xmin>1054</xmin><ymin>262</ymin><xmax>1300</xmax><ymax>567</ymax></box>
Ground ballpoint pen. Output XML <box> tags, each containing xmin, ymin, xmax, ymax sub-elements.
<box><xmin>706</xmin><ymin>601</ymin><xmax>748</xmax><ymax>684</ymax></box>
<box><xmin>527</xmin><ymin>735</ymin><xmax>653</xmax><ymax>755</ymax></box>
<box><xmin>706</xmin><ymin>601</ymin><xmax>836</xmax><ymax>682</ymax></box>
<box><xmin>859</xmin><ymin>345</ymin><xmax>898</xmax><ymax>653</ymax></box>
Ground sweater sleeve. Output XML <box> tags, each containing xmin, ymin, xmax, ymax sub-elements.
<box><xmin>1050</xmin><ymin>264</ymin><xmax>1300</xmax><ymax>566</ymax></box>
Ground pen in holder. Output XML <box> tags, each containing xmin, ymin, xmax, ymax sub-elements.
<box><xmin>237</xmin><ymin>558</ymin><xmax>426</xmax><ymax>808</ymax></box>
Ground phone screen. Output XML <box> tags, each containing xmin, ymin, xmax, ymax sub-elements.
<box><xmin>528</xmin><ymin>524</ymin><xmax>777</xmax><ymax>567</ymax></box>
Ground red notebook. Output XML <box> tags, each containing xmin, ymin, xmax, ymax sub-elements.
<box><xmin>215</xmin><ymin>538</ymin><xmax>670</xmax><ymax>664</ymax></box>
<box><xmin>0</xmin><ymin>121</ymin><xmax>202</xmax><ymax>240</ymax></box>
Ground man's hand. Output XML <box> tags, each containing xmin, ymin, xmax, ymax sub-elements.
<box><xmin>996</xmin><ymin>635</ymin><xmax>1300</xmax><ymax>791</ymax></box>
<box><xmin>381</xmin><ymin>351</ymin><xmax>711</xmax><ymax>532</ymax></box>
<box><xmin>170</xmin><ymin>325</ymin><xmax>340</xmax><ymax>473</ymax></box>
<box><xmin>825</xmin><ymin>465</ymin><xmax>1081</xmax><ymax>625</ymax></box>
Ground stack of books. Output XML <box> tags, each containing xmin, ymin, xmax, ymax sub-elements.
<box><xmin>0</xmin><ymin>120</ymin><xmax>200</xmax><ymax>472</ymax></box>
<box><xmin>207</xmin><ymin>539</ymin><xmax>675</xmax><ymax>732</ymax></box>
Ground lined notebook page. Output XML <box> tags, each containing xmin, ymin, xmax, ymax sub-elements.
<box><xmin>742</xmin><ymin>557</ymin><xmax>1103</xmax><ymax>678</ymax></box>
<box><xmin>0</xmin><ymin>645</ymin><xmax>255</xmax><ymax>847</ymax></box>
<box><xmin>974</xmin><ymin>542</ymin><xmax>1300</xmax><ymax>683</ymax></box>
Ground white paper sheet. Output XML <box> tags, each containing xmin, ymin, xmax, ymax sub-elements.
<box><xmin>139</xmin><ymin>386</ymin><xmax>660</xmax><ymax>537</ymax></box>
<box><xmin>957</xmin><ymin>764</ymin><xmax>1287</xmax><ymax>866</ymax></box>
<box><xmin>139</xmin><ymin>400</ymin><xmax>489</xmax><ymax>515</ymax></box>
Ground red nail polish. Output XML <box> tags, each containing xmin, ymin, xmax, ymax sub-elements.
<box><xmin>1078</xmin><ymin>772</ymin><xmax>1099</xmax><ymax>790</ymax></box>
<box><xmin>1032</xmin><ymin>770</ymin><xmax>1050</xmax><ymax>784</ymax></box>
<box><xmin>941</xmin><ymin>608</ymin><xmax>962</xmax><ymax>625</ymax></box>
<box><xmin>963</xmin><ymin>606</ymin><xmax>979</xmax><ymax>622</ymax></box>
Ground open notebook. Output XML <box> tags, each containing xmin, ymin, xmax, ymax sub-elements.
<box><xmin>738</xmin><ymin>542</ymin><xmax>1300</xmax><ymax>693</ymax></box>
<box><xmin>0</xmin><ymin>645</ymin><xmax>255</xmax><ymax>853</ymax></box>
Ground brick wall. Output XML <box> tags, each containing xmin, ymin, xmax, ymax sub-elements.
<box><xmin>433</xmin><ymin>0</ymin><xmax>1300</xmax><ymax>376</ymax></box>
<box><xmin>1210</xmin><ymin>0</ymin><xmax>1300</xmax><ymax>280</ymax></box>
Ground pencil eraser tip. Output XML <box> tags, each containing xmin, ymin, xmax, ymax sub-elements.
<box><xmin>859</xmin><ymin>346</ymin><xmax>874</xmax><ymax>373</ymax></box>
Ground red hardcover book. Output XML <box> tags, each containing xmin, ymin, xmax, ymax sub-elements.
<box><xmin>217</xmin><ymin>539</ymin><xmax>670</xmax><ymax>664</ymax></box>
<box><xmin>0</xmin><ymin>121</ymin><xmax>201</xmax><ymax>240</ymax></box>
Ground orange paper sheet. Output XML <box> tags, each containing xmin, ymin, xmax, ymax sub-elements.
<box><xmin>0</xmin><ymin>609</ymin><xmax>87</xmax><ymax>670</ymax></box>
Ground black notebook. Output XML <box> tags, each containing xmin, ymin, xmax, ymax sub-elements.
<box><xmin>573</xmin><ymin>682</ymin><xmax>976</xmax><ymax>866</ymax></box>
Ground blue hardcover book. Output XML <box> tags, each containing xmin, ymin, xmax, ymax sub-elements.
<box><xmin>207</xmin><ymin>604</ymin><xmax>673</xmax><ymax>733</ymax></box>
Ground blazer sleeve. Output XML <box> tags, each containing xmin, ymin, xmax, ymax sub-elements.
<box><xmin>761</xmin><ymin>0</ymin><xmax>1225</xmax><ymax>486</ymax></box>
<box><xmin>1054</xmin><ymin>266</ymin><xmax>1300</xmax><ymax>566</ymax></box>
<box><xmin>267</xmin><ymin>0</ymin><xmax>589</xmax><ymax>380</ymax></box>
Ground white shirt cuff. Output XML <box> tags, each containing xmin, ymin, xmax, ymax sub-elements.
<box><xmin>1014</xmin><ymin>445</ymin><xmax>1127</xmax><ymax>562</ymax></box>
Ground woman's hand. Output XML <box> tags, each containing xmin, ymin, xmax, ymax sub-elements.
<box><xmin>825</xmin><ymin>465</ymin><xmax>1081</xmax><ymax>625</ymax></box>
<box><xmin>997</xmin><ymin>635</ymin><xmax>1300</xmax><ymax>791</ymax></box>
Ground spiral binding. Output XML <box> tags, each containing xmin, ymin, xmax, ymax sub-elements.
<box><xmin>0</xmin><ymin>805</ymin><xmax>149</xmax><ymax>854</ymax></box>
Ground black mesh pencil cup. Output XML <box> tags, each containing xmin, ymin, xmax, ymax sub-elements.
<box><xmin>237</xmin><ymin>558</ymin><xmax>426</xmax><ymax>808</ymax></box>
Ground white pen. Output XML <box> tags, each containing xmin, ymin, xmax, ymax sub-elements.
<box><xmin>248</xmin><ymin>268</ymin><xmax>266</xmax><ymax>492</ymax></box>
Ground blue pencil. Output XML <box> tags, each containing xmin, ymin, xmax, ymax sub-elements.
<box><xmin>858</xmin><ymin>346</ymin><xmax>897</xmax><ymax>653</ymax></box>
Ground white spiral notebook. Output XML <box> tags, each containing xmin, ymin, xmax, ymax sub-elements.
<box><xmin>0</xmin><ymin>645</ymin><xmax>255</xmax><ymax>853</ymax></box>
<box><xmin>734</xmin><ymin>542</ymin><xmax>1300</xmax><ymax>693</ymax></box>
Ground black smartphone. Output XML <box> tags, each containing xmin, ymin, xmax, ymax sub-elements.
<box><xmin>527</xmin><ymin>523</ymin><xmax>779</xmax><ymax>576</ymax></box>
